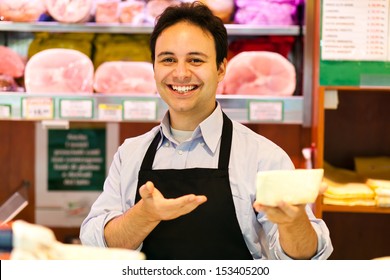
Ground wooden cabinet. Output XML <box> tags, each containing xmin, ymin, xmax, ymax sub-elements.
<box><xmin>319</xmin><ymin>89</ymin><xmax>390</xmax><ymax>259</ymax></box>
<box><xmin>311</xmin><ymin>0</ymin><xmax>390</xmax><ymax>259</ymax></box>
<box><xmin>0</xmin><ymin>121</ymin><xmax>35</xmax><ymax>223</ymax></box>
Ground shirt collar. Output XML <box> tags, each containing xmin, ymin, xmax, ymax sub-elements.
<box><xmin>160</xmin><ymin>102</ymin><xmax>224</xmax><ymax>154</ymax></box>
<box><xmin>198</xmin><ymin>103</ymin><xmax>224</xmax><ymax>154</ymax></box>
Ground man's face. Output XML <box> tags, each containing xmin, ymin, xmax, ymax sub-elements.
<box><xmin>153</xmin><ymin>21</ymin><xmax>226</xmax><ymax>128</ymax></box>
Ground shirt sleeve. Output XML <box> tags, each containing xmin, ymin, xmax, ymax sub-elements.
<box><xmin>79</xmin><ymin>148</ymin><xmax>124</xmax><ymax>247</ymax></box>
<box><xmin>264</xmin><ymin>205</ymin><xmax>333</xmax><ymax>260</ymax></box>
<box><xmin>79</xmin><ymin>129</ymin><xmax>157</xmax><ymax>250</ymax></box>
<box><xmin>255</xmin><ymin>146</ymin><xmax>333</xmax><ymax>260</ymax></box>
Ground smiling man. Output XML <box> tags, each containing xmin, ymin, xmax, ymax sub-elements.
<box><xmin>153</xmin><ymin>20</ymin><xmax>225</xmax><ymax>130</ymax></box>
<box><xmin>80</xmin><ymin>1</ymin><xmax>333</xmax><ymax>260</ymax></box>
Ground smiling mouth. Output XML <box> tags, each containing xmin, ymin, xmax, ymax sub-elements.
<box><xmin>169</xmin><ymin>85</ymin><xmax>199</xmax><ymax>94</ymax></box>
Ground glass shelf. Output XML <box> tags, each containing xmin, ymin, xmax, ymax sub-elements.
<box><xmin>0</xmin><ymin>93</ymin><xmax>303</xmax><ymax>124</ymax></box>
<box><xmin>0</xmin><ymin>21</ymin><xmax>302</xmax><ymax>36</ymax></box>
<box><xmin>321</xmin><ymin>204</ymin><xmax>390</xmax><ymax>215</ymax></box>
<box><xmin>0</xmin><ymin>21</ymin><xmax>305</xmax><ymax>124</ymax></box>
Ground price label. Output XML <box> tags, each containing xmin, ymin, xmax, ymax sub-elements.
<box><xmin>248</xmin><ymin>100</ymin><xmax>284</xmax><ymax>122</ymax></box>
<box><xmin>0</xmin><ymin>104</ymin><xmax>11</xmax><ymax>118</ymax></box>
<box><xmin>59</xmin><ymin>99</ymin><xmax>94</xmax><ymax>119</ymax></box>
<box><xmin>98</xmin><ymin>104</ymin><xmax>122</xmax><ymax>121</ymax></box>
<box><xmin>123</xmin><ymin>99</ymin><xmax>157</xmax><ymax>121</ymax></box>
<box><xmin>22</xmin><ymin>97</ymin><xmax>54</xmax><ymax>119</ymax></box>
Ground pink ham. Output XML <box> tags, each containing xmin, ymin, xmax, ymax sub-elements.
<box><xmin>93</xmin><ymin>61</ymin><xmax>156</xmax><ymax>94</ymax></box>
<box><xmin>25</xmin><ymin>48</ymin><xmax>94</xmax><ymax>94</ymax></box>
<box><xmin>119</xmin><ymin>0</ymin><xmax>146</xmax><ymax>24</ymax></box>
<box><xmin>0</xmin><ymin>46</ymin><xmax>25</xmax><ymax>78</ymax></box>
<box><xmin>0</xmin><ymin>74</ymin><xmax>18</xmax><ymax>92</ymax></box>
<box><xmin>95</xmin><ymin>0</ymin><xmax>120</xmax><ymax>23</ymax></box>
<box><xmin>145</xmin><ymin>0</ymin><xmax>180</xmax><ymax>23</ymax></box>
<box><xmin>222</xmin><ymin>51</ymin><xmax>296</xmax><ymax>96</ymax></box>
<box><xmin>234</xmin><ymin>0</ymin><xmax>298</xmax><ymax>25</ymax></box>
<box><xmin>200</xmin><ymin>0</ymin><xmax>234</xmax><ymax>23</ymax></box>
<box><xmin>44</xmin><ymin>0</ymin><xmax>93</xmax><ymax>23</ymax></box>
<box><xmin>0</xmin><ymin>0</ymin><xmax>46</xmax><ymax>22</ymax></box>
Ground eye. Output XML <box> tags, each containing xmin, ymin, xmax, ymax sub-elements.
<box><xmin>189</xmin><ymin>58</ymin><xmax>204</xmax><ymax>65</ymax></box>
<box><xmin>159</xmin><ymin>57</ymin><xmax>176</xmax><ymax>64</ymax></box>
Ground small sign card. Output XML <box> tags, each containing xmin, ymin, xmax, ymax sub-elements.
<box><xmin>22</xmin><ymin>97</ymin><xmax>54</xmax><ymax>119</ymax></box>
<box><xmin>0</xmin><ymin>104</ymin><xmax>11</xmax><ymax>118</ymax></box>
<box><xmin>123</xmin><ymin>99</ymin><xmax>157</xmax><ymax>121</ymax></box>
<box><xmin>59</xmin><ymin>98</ymin><xmax>94</xmax><ymax>119</ymax></box>
<box><xmin>98</xmin><ymin>104</ymin><xmax>122</xmax><ymax>121</ymax></box>
<box><xmin>248</xmin><ymin>100</ymin><xmax>284</xmax><ymax>122</ymax></box>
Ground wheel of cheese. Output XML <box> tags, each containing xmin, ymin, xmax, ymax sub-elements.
<box><xmin>93</xmin><ymin>61</ymin><xmax>156</xmax><ymax>94</ymax></box>
<box><xmin>25</xmin><ymin>48</ymin><xmax>94</xmax><ymax>94</ymax></box>
<box><xmin>222</xmin><ymin>51</ymin><xmax>296</xmax><ymax>96</ymax></box>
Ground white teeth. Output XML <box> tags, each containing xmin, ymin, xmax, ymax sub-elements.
<box><xmin>171</xmin><ymin>85</ymin><xmax>196</xmax><ymax>93</ymax></box>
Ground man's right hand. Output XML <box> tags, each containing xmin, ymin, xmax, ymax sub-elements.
<box><xmin>138</xmin><ymin>181</ymin><xmax>207</xmax><ymax>222</ymax></box>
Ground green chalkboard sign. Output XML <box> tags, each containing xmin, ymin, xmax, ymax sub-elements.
<box><xmin>48</xmin><ymin>128</ymin><xmax>106</xmax><ymax>191</ymax></box>
<box><xmin>320</xmin><ymin>0</ymin><xmax>390</xmax><ymax>87</ymax></box>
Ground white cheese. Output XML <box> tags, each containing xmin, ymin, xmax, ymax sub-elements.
<box><xmin>256</xmin><ymin>169</ymin><xmax>324</xmax><ymax>206</ymax></box>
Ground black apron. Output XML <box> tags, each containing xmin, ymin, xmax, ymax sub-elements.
<box><xmin>135</xmin><ymin>113</ymin><xmax>252</xmax><ymax>260</ymax></box>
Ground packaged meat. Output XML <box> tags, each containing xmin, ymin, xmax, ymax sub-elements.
<box><xmin>95</xmin><ymin>0</ymin><xmax>120</xmax><ymax>23</ymax></box>
<box><xmin>234</xmin><ymin>0</ymin><xmax>299</xmax><ymax>25</ymax></box>
<box><xmin>145</xmin><ymin>0</ymin><xmax>181</xmax><ymax>24</ymax></box>
<box><xmin>25</xmin><ymin>48</ymin><xmax>94</xmax><ymax>94</ymax></box>
<box><xmin>93</xmin><ymin>34</ymin><xmax>151</xmax><ymax>68</ymax></box>
<box><xmin>0</xmin><ymin>75</ymin><xmax>18</xmax><ymax>92</ymax></box>
<box><xmin>222</xmin><ymin>51</ymin><xmax>296</xmax><ymax>96</ymax></box>
<box><xmin>119</xmin><ymin>0</ymin><xmax>146</xmax><ymax>24</ymax></box>
<box><xmin>0</xmin><ymin>0</ymin><xmax>46</xmax><ymax>22</ymax></box>
<box><xmin>228</xmin><ymin>36</ymin><xmax>296</xmax><ymax>61</ymax></box>
<box><xmin>94</xmin><ymin>61</ymin><xmax>156</xmax><ymax>94</ymax></box>
<box><xmin>200</xmin><ymin>0</ymin><xmax>234</xmax><ymax>23</ymax></box>
<box><xmin>0</xmin><ymin>46</ymin><xmax>25</xmax><ymax>78</ymax></box>
<box><xmin>27</xmin><ymin>32</ymin><xmax>94</xmax><ymax>59</ymax></box>
<box><xmin>44</xmin><ymin>0</ymin><xmax>93</xmax><ymax>23</ymax></box>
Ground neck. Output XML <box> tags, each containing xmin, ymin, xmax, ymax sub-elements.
<box><xmin>169</xmin><ymin>103</ymin><xmax>216</xmax><ymax>130</ymax></box>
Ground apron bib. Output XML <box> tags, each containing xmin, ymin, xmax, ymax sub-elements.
<box><xmin>135</xmin><ymin>113</ymin><xmax>252</xmax><ymax>260</ymax></box>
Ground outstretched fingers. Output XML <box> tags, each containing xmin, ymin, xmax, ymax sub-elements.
<box><xmin>138</xmin><ymin>181</ymin><xmax>207</xmax><ymax>221</ymax></box>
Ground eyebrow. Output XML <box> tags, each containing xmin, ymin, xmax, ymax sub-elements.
<box><xmin>157</xmin><ymin>51</ymin><xmax>209</xmax><ymax>58</ymax></box>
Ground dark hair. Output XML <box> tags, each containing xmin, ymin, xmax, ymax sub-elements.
<box><xmin>150</xmin><ymin>1</ymin><xmax>228</xmax><ymax>69</ymax></box>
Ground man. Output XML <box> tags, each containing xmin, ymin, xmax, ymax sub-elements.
<box><xmin>80</xmin><ymin>1</ymin><xmax>333</xmax><ymax>260</ymax></box>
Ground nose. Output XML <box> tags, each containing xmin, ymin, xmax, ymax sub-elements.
<box><xmin>173</xmin><ymin>61</ymin><xmax>191</xmax><ymax>80</ymax></box>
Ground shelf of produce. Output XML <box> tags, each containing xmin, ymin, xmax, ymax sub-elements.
<box><xmin>0</xmin><ymin>93</ymin><xmax>303</xmax><ymax>124</ymax></box>
<box><xmin>321</xmin><ymin>204</ymin><xmax>390</xmax><ymax>215</ymax></box>
<box><xmin>0</xmin><ymin>22</ymin><xmax>301</xmax><ymax>35</ymax></box>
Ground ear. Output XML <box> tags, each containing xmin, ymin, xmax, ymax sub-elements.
<box><xmin>217</xmin><ymin>58</ymin><xmax>227</xmax><ymax>82</ymax></box>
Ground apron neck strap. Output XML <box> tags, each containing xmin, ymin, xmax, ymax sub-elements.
<box><xmin>218</xmin><ymin>112</ymin><xmax>233</xmax><ymax>169</ymax></box>
<box><xmin>140</xmin><ymin>112</ymin><xmax>233</xmax><ymax>170</ymax></box>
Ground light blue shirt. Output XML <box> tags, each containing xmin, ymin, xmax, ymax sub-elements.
<box><xmin>80</xmin><ymin>104</ymin><xmax>333</xmax><ymax>260</ymax></box>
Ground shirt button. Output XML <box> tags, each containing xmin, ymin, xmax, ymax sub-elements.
<box><xmin>165</xmin><ymin>142</ymin><xmax>170</xmax><ymax>147</ymax></box>
<box><xmin>178</xmin><ymin>150</ymin><xmax>183</xmax><ymax>155</ymax></box>
<box><xmin>200</xmin><ymin>142</ymin><xmax>205</xmax><ymax>146</ymax></box>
